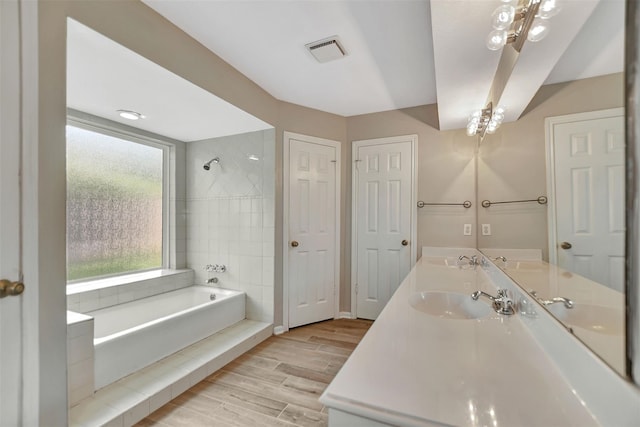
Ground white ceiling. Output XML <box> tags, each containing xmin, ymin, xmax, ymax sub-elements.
<box><xmin>67</xmin><ymin>0</ymin><xmax>625</xmax><ymax>139</ymax></box>
<box><xmin>66</xmin><ymin>19</ymin><xmax>273</xmax><ymax>142</ymax></box>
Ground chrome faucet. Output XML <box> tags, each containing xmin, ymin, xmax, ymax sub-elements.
<box><xmin>207</xmin><ymin>277</ymin><xmax>219</xmax><ymax>285</ymax></box>
<box><xmin>529</xmin><ymin>290</ymin><xmax>573</xmax><ymax>309</ymax></box>
<box><xmin>458</xmin><ymin>255</ymin><xmax>479</xmax><ymax>266</ymax></box>
<box><xmin>471</xmin><ymin>288</ymin><xmax>515</xmax><ymax>315</ymax></box>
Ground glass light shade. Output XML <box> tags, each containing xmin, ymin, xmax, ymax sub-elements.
<box><xmin>527</xmin><ymin>18</ymin><xmax>550</xmax><ymax>42</ymax></box>
<box><xmin>467</xmin><ymin>123</ymin><xmax>478</xmax><ymax>136</ymax></box>
<box><xmin>491</xmin><ymin>5</ymin><xmax>515</xmax><ymax>30</ymax></box>
<box><xmin>492</xmin><ymin>109</ymin><xmax>505</xmax><ymax>123</ymax></box>
<box><xmin>486</xmin><ymin>120</ymin><xmax>499</xmax><ymax>134</ymax></box>
<box><xmin>538</xmin><ymin>0</ymin><xmax>561</xmax><ymax>19</ymax></box>
<box><xmin>486</xmin><ymin>30</ymin><xmax>508</xmax><ymax>51</ymax></box>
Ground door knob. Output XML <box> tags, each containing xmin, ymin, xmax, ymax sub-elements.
<box><xmin>560</xmin><ymin>241</ymin><xmax>572</xmax><ymax>250</ymax></box>
<box><xmin>401</xmin><ymin>240</ymin><xmax>409</xmax><ymax>246</ymax></box>
<box><xmin>291</xmin><ymin>241</ymin><xmax>299</xmax><ymax>247</ymax></box>
<box><xmin>0</xmin><ymin>279</ymin><xmax>24</xmax><ymax>298</ymax></box>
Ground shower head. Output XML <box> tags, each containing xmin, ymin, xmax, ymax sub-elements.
<box><xmin>203</xmin><ymin>157</ymin><xmax>220</xmax><ymax>171</ymax></box>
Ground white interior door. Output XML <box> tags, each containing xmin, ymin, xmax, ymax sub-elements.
<box><xmin>0</xmin><ymin>0</ymin><xmax>25</xmax><ymax>423</ymax></box>
<box><xmin>551</xmin><ymin>111</ymin><xmax>625</xmax><ymax>291</ymax></box>
<box><xmin>354</xmin><ymin>136</ymin><xmax>415</xmax><ymax>320</ymax></box>
<box><xmin>286</xmin><ymin>133</ymin><xmax>339</xmax><ymax>328</ymax></box>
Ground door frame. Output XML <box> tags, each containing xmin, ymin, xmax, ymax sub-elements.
<box><xmin>282</xmin><ymin>131</ymin><xmax>341</xmax><ymax>332</ymax></box>
<box><xmin>545</xmin><ymin>107</ymin><xmax>624</xmax><ymax>265</ymax></box>
<box><xmin>350</xmin><ymin>135</ymin><xmax>418</xmax><ymax>317</ymax></box>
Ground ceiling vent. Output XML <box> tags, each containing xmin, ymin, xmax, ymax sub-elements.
<box><xmin>305</xmin><ymin>36</ymin><xmax>347</xmax><ymax>63</ymax></box>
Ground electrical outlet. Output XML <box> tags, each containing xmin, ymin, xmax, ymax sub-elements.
<box><xmin>463</xmin><ymin>223</ymin><xmax>472</xmax><ymax>236</ymax></box>
<box><xmin>482</xmin><ymin>224</ymin><xmax>491</xmax><ymax>236</ymax></box>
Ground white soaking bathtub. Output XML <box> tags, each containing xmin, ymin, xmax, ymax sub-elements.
<box><xmin>88</xmin><ymin>286</ymin><xmax>245</xmax><ymax>390</ymax></box>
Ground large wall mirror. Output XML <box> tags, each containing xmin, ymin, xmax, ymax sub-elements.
<box><xmin>477</xmin><ymin>0</ymin><xmax>626</xmax><ymax>377</ymax></box>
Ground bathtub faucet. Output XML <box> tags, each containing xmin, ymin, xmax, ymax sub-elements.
<box><xmin>207</xmin><ymin>277</ymin><xmax>219</xmax><ymax>285</ymax></box>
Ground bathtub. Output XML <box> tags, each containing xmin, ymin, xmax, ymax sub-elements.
<box><xmin>88</xmin><ymin>286</ymin><xmax>245</xmax><ymax>390</ymax></box>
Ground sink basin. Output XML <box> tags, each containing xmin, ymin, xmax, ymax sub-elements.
<box><xmin>408</xmin><ymin>291</ymin><xmax>492</xmax><ymax>319</ymax></box>
<box><xmin>424</xmin><ymin>257</ymin><xmax>461</xmax><ymax>268</ymax></box>
<box><xmin>547</xmin><ymin>303</ymin><xmax>624</xmax><ymax>335</ymax></box>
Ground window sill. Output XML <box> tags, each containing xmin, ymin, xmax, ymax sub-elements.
<box><xmin>67</xmin><ymin>269</ymin><xmax>191</xmax><ymax>296</ymax></box>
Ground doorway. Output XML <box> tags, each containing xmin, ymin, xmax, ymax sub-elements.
<box><xmin>283</xmin><ymin>132</ymin><xmax>341</xmax><ymax>329</ymax></box>
<box><xmin>351</xmin><ymin>135</ymin><xmax>417</xmax><ymax>319</ymax></box>
<box><xmin>546</xmin><ymin>108</ymin><xmax>625</xmax><ymax>291</ymax></box>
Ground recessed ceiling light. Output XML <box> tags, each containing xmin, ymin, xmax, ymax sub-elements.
<box><xmin>117</xmin><ymin>109</ymin><xmax>145</xmax><ymax>120</ymax></box>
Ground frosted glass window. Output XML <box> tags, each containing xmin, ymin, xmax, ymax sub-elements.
<box><xmin>66</xmin><ymin>125</ymin><xmax>163</xmax><ymax>281</ymax></box>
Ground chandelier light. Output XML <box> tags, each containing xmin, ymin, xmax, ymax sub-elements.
<box><xmin>467</xmin><ymin>104</ymin><xmax>506</xmax><ymax>137</ymax></box>
<box><xmin>485</xmin><ymin>0</ymin><xmax>560</xmax><ymax>52</ymax></box>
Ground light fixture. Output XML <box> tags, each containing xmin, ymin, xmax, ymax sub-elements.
<box><xmin>491</xmin><ymin>5</ymin><xmax>516</xmax><ymax>30</ymax></box>
<box><xmin>485</xmin><ymin>0</ymin><xmax>559</xmax><ymax>52</ymax></box>
<box><xmin>466</xmin><ymin>104</ymin><xmax>493</xmax><ymax>137</ymax></box>
<box><xmin>485</xmin><ymin>106</ymin><xmax>506</xmax><ymax>134</ymax></box>
<box><xmin>117</xmin><ymin>109</ymin><xmax>145</xmax><ymax>120</ymax></box>
<box><xmin>486</xmin><ymin>30</ymin><xmax>509</xmax><ymax>51</ymax></box>
<box><xmin>527</xmin><ymin>18</ymin><xmax>551</xmax><ymax>42</ymax></box>
<box><xmin>467</xmin><ymin>104</ymin><xmax>506</xmax><ymax>138</ymax></box>
<box><xmin>537</xmin><ymin>0</ymin><xmax>561</xmax><ymax>19</ymax></box>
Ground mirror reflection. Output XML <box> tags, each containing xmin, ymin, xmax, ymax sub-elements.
<box><xmin>477</xmin><ymin>0</ymin><xmax>626</xmax><ymax>376</ymax></box>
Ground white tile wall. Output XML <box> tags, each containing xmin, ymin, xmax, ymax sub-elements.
<box><xmin>186</xmin><ymin>129</ymin><xmax>275</xmax><ymax>323</ymax></box>
<box><xmin>67</xmin><ymin>270</ymin><xmax>194</xmax><ymax>313</ymax></box>
<box><xmin>67</xmin><ymin>312</ymin><xmax>95</xmax><ymax>407</ymax></box>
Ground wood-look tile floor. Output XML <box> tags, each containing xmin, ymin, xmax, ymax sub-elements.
<box><xmin>136</xmin><ymin>318</ymin><xmax>373</xmax><ymax>427</ymax></box>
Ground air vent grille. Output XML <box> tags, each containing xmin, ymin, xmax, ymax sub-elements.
<box><xmin>305</xmin><ymin>36</ymin><xmax>347</xmax><ymax>63</ymax></box>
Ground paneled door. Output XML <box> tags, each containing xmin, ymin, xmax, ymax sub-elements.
<box><xmin>353</xmin><ymin>135</ymin><xmax>416</xmax><ymax>320</ymax></box>
<box><xmin>1</xmin><ymin>0</ymin><xmax>25</xmax><ymax>424</ymax></box>
<box><xmin>550</xmin><ymin>109</ymin><xmax>625</xmax><ymax>291</ymax></box>
<box><xmin>285</xmin><ymin>132</ymin><xmax>340</xmax><ymax>328</ymax></box>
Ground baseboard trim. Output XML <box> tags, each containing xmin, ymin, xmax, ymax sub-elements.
<box><xmin>273</xmin><ymin>325</ymin><xmax>287</xmax><ymax>335</ymax></box>
<box><xmin>337</xmin><ymin>312</ymin><xmax>355</xmax><ymax>319</ymax></box>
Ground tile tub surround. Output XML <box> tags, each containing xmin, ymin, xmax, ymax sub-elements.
<box><xmin>320</xmin><ymin>249</ymin><xmax>640</xmax><ymax>426</ymax></box>
<box><xmin>67</xmin><ymin>269</ymin><xmax>194</xmax><ymax>313</ymax></box>
<box><xmin>90</xmin><ymin>286</ymin><xmax>245</xmax><ymax>390</ymax></box>
<box><xmin>69</xmin><ymin>320</ymin><xmax>272</xmax><ymax>427</ymax></box>
<box><xmin>186</xmin><ymin>129</ymin><xmax>275</xmax><ymax>324</ymax></box>
<box><xmin>68</xmin><ymin>311</ymin><xmax>95</xmax><ymax>407</ymax></box>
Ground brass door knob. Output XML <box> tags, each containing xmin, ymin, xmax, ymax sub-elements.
<box><xmin>0</xmin><ymin>279</ymin><xmax>25</xmax><ymax>298</ymax></box>
<box><xmin>560</xmin><ymin>241</ymin><xmax>572</xmax><ymax>250</ymax></box>
<box><xmin>401</xmin><ymin>240</ymin><xmax>409</xmax><ymax>246</ymax></box>
<box><xmin>291</xmin><ymin>241</ymin><xmax>299</xmax><ymax>247</ymax></box>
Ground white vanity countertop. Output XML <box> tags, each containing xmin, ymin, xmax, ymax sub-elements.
<box><xmin>499</xmin><ymin>259</ymin><xmax>625</xmax><ymax>375</ymax></box>
<box><xmin>320</xmin><ymin>255</ymin><xmax>600</xmax><ymax>427</ymax></box>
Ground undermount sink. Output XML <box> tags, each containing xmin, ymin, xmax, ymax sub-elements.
<box><xmin>408</xmin><ymin>291</ymin><xmax>492</xmax><ymax>319</ymax></box>
<box><xmin>424</xmin><ymin>257</ymin><xmax>461</xmax><ymax>268</ymax></box>
<box><xmin>547</xmin><ymin>303</ymin><xmax>624</xmax><ymax>335</ymax></box>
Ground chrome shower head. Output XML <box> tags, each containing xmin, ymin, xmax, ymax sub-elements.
<box><xmin>203</xmin><ymin>157</ymin><xmax>220</xmax><ymax>171</ymax></box>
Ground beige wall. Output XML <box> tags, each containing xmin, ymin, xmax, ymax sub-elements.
<box><xmin>478</xmin><ymin>73</ymin><xmax>624</xmax><ymax>259</ymax></box>
<box><xmin>275</xmin><ymin>102</ymin><xmax>347</xmax><ymax>324</ymax></box>
<box><xmin>344</xmin><ymin>105</ymin><xmax>477</xmax><ymax>309</ymax></box>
